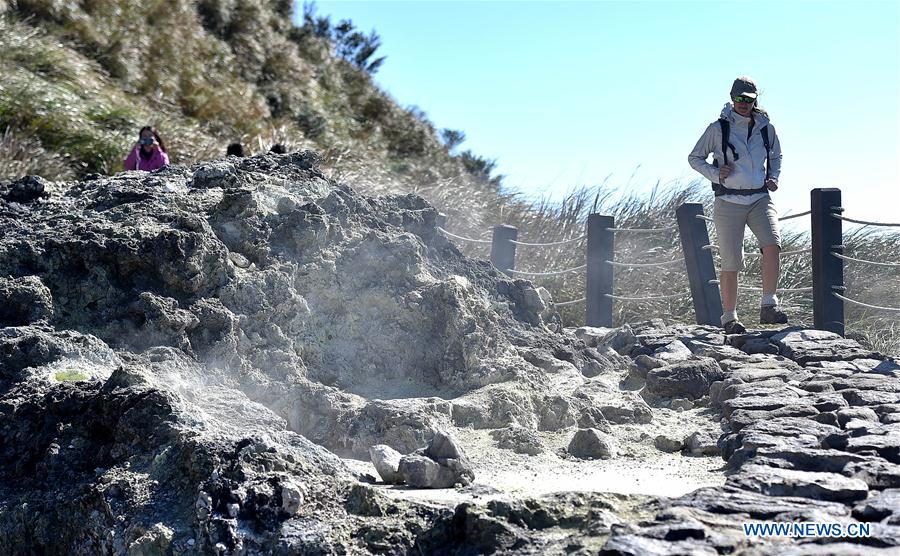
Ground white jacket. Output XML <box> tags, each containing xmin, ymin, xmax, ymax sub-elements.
<box><xmin>688</xmin><ymin>104</ymin><xmax>782</xmax><ymax>204</ymax></box>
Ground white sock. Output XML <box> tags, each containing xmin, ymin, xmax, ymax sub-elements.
<box><xmin>761</xmin><ymin>293</ymin><xmax>779</xmax><ymax>307</ymax></box>
<box><xmin>721</xmin><ymin>309</ymin><xmax>738</xmax><ymax>325</ymax></box>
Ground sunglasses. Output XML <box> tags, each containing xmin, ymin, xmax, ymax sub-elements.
<box><xmin>733</xmin><ymin>95</ymin><xmax>756</xmax><ymax>104</ymax></box>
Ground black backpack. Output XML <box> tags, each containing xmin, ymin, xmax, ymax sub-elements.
<box><xmin>711</xmin><ymin>118</ymin><xmax>772</xmax><ymax>195</ymax></box>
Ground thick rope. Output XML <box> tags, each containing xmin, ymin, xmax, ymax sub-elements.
<box><xmin>778</xmin><ymin>211</ymin><xmax>811</xmax><ymax>221</ymax></box>
<box><xmin>605</xmin><ymin>257</ymin><xmax>685</xmax><ymax>268</ymax></box>
<box><xmin>603</xmin><ymin>291</ymin><xmax>691</xmax><ymax>301</ymax></box>
<box><xmin>509</xmin><ymin>235</ymin><xmax>586</xmax><ymax>247</ymax></box>
<box><xmin>507</xmin><ymin>264</ymin><xmax>587</xmax><ymax>277</ymax></box>
<box><xmin>554</xmin><ymin>297</ymin><xmax>586</xmax><ymax>307</ymax></box>
<box><xmin>831</xmin><ymin>213</ymin><xmax>900</xmax><ymax>227</ymax></box>
<box><xmin>831</xmin><ymin>252</ymin><xmax>900</xmax><ymax>268</ymax></box>
<box><xmin>832</xmin><ymin>292</ymin><xmax>900</xmax><ymax>313</ymax></box>
<box><xmin>436</xmin><ymin>227</ymin><xmax>492</xmax><ymax>244</ymax></box>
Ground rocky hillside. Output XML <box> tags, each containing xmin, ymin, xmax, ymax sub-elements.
<box><xmin>1</xmin><ymin>155</ymin><xmax>899</xmax><ymax>554</ymax></box>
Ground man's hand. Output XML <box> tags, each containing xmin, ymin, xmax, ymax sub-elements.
<box><xmin>765</xmin><ymin>178</ymin><xmax>778</xmax><ymax>191</ymax></box>
<box><xmin>719</xmin><ymin>164</ymin><xmax>734</xmax><ymax>182</ymax></box>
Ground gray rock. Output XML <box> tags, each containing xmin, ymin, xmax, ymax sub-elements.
<box><xmin>669</xmin><ymin>398</ymin><xmax>694</xmax><ymax>411</ymax></box>
<box><xmin>490</xmin><ymin>425</ymin><xmax>544</xmax><ymax>456</ymax></box>
<box><xmin>398</xmin><ymin>455</ymin><xmax>445</xmax><ymax>488</ymax></box>
<box><xmin>722</xmin><ymin>395</ymin><xmax>805</xmax><ymax>418</ymax></box>
<box><xmin>729</xmin><ymin>405</ymin><xmax>820</xmax><ymax>432</ymax></box>
<box><xmin>568</xmin><ymin>428</ymin><xmax>616</xmax><ymax>459</ymax></box>
<box><xmin>654</xmin><ymin>434</ymin><xmax>684</xmax><ymax>453</ymax></box>
<box><xmin>0</xmin><ymin>276</ymin><xmax>53</xmax><ymax>326</ymax></box>
<box><xmin>653</xmin><ymin>340</ymin><xmax>693</xmax><ymax>363</ymax></box>
<box><xmin>740</xmin><ymin>416</ymin><xmax>841</xmax><ymax>441</ymax></box>
<box><xmin>843</xmin><ymin>389</ymin><xmax>900</xmax><ymax>407</ymax></box>
<box><xmin>827</xmin><ymin>432</ymin><xmax>900</xmax><ymax>463</ymax></box>
<box><xmin>673</xmin><ymin>485</ymin><xmax>849</xmax><ymax>519</ymax></box>
<box><xmin>573</xmin><ymin>324</ymin><xmax>637</xmax><ymax>355</ymax></box>
<box><xmin>741</xmin><ymin>447</ymin><xmax>871</xmax><ymax>473</ymax></box>
<box><xmin>2</xmin><ymin>175</ymin><xmax>50</xmax><ymax>203</ymax></box>
<box><xmin>852</xmin><ymin>489</ymin><xmax>900</xmax><ymax>522</ymax></box>
<box><xmin>838</xmin><ymin>407</ymin><xmax>880</xmax><ymax>428</ymax></box>
<box><xmin>426</xmin><ymin>430</ymin><xmax>464</xmax><ymax>460</ymax></box>
<box><xmin>645</xmin><ymin>358</ymin><xmax>724</xmax><ymax>400</ymax></box>
<box><xmin>635</xmin><ymin>354</ymin><xmax>666</xmax><ymax>374</ymax></box>
<box><xmin>599</xmin><ymin>534</ymin><xmax>717</xmax><ymax>555</ymax></box>
<box><xmin>740</xmin><ymin>337</ymin><xmax>779</xmax><ymax>355</ymax></box>
<box><xmin>596</xmin><ymin>395</ymin><xmax>653</xmax><ymax>425</ymax></box>
<box><xmin>843</xmin><ymin>459</ymin><xmax>900</xmax><ymax>489</ymax></box>
<box><xmin>368</xmin><ymin>444</ymin><xmax>404</xmax><ymax>484</ymax></box>
<box><xmin>729</xmin><ymin>464</ymin><xmax>869</xmax><ymax>503</ymax></box>
<box><xmin>397</xmin><ymin>431</ymin><xmax>475</xmax><ymax>489</ymax></box>
<box><xmin>772</xmin><ymin>329</ymin><xmax>881</xmax><ymax>365</ymax></box>
<box><xmin>833</xmin><ymin>374</ymin><xmax>900</xmax><ymax>393</ymax></box>
<box><xmin>684</xmin><ymin>430</ymin><xmax>720</xmax><ymax>457</ymax></box>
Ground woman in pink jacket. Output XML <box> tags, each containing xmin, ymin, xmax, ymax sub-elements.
<box><xmin>124</xmin><ymin>126</ymin><xmax>169</xmax><ymax>171</ymax></box>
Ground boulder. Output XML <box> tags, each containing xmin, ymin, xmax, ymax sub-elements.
<box><xmin>645</xmin><ymin>358</ymin><xmax>724</xmax><ymax>400</ymax></box>
<box><xmin>368</xmin><ymin>445</ymin><xmax>404</xmax><ymax>484</ymax></box>
<box><xmin>568</xmin><ymin>428</ymin><xmax>616</xmax><ymax>460</ymax></box>
<box><xmin>398</xmin><ymin>431</ymin><xmax>475</xmax><ymax>489</ymax></box>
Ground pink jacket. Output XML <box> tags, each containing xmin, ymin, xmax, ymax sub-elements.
<box><xmin>124</xmin><ymin>147</ymin><xmax>169</xmax><ymax>171</ymax></box>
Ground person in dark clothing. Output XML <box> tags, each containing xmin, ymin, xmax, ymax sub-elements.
<box><xmin>226</xmin><ymin>143</ymin><xmax>246</xmax><ymax>157</ymax></box>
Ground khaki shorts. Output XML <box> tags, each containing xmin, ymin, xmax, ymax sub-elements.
<box><xmin>713</xmin><ymin>196</ymin><xmax>782</xmax><ymax>271</ymax></box>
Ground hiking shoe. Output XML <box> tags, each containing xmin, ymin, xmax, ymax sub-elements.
<box><xmin>760</xmin><ymin>304</ymin><xmax>789</xmax><ymax>325</ymax></box>
<box><xmin>723</xmin><ymin>319</ymin><xmax>747</xmax><ymax>335</ymax></box>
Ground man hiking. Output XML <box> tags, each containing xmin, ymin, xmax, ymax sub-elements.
<box><xmin>688</xmin><ymin>76</ymin><xmax>788</xmax><ymax>334</ymax></box>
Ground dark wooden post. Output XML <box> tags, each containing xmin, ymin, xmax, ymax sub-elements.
<box><xmin>586</xmin><ymin>214</ymin><xmax>614</xmax><ymax>327</ymax></box>
<box><xmin>811</xmin><ymin>188</ymin><xmax>844</xmax><ymax>335</ymax></box>
<box><xmin>676</xmin><ymin>203</ymin><xmax>723</xmax><ymax>326</ymax></box>
<box><xmin>490</xmin><ymin>225</ymin><xmax>517</xmax><ymax>275</ymax></box>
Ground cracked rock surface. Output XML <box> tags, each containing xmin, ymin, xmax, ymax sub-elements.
<box><xmin>1</xmin><ymin>156</ymin><xmax>899</xmax><ymax>554</ymax></box>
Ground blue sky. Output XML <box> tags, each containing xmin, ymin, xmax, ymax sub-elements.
<box><xmin>309</xmin><ymin>1</ymin><xmax>899</xmax><ymax>223</ymax></box>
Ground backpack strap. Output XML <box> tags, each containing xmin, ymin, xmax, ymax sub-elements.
<box><xmin>717</xmin><ymin>118</ymin><xmax>739</xmax><ymax>168</ymax></box>
<box><xmin>760</xmin><ymin>124</ymin><xmax>771</xmax><ymax>179</ymax></box>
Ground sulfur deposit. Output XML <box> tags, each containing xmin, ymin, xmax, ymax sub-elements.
<box><xmin>1</xmin><ymin>154</ymin><xmax>899</xmax><ymax>554</ymax></box>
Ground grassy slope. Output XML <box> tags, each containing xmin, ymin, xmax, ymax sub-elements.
<box><xmin>0</xmin><ymin>0</ymin><xmax>897</xmax><ymax>354</ymax></box>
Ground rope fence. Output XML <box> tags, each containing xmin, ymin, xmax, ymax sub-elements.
<box><xmin>435</xmin><ymin>187</ymin><xmax>899</xmax><ymax>332</ymax></box>
<box><xmin>507</xmin><ymin>264</ymin><xmax>587</xmax><ymax>277</ymax></box>
<box><xmin>509</xmin><ymin>235</ymin><xmax>586</xmax><ymax>247</ymax></box>
<box><xmin>436</xmin><ymin>227</ymin><xmax>491</xmax><ymax>244</ymax></box>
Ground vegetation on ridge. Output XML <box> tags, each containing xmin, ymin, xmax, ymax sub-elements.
<box><xmin>0</xmin><ymin>0</ymin><xmax>897</xmax><ymax>354</ymax></box>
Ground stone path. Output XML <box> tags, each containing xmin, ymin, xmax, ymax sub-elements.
<box><xmin>596</xmin><ymin>322</ymin><xmax>900</xmax><ymax>555</ymax></box>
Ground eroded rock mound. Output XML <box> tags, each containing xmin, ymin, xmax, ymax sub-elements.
<box><xmin>0</xmin><ymin>154</ymin><xmax>622</xmax><ymax>552</ymax></box>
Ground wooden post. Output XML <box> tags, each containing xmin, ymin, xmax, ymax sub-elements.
<box><xmin>811</xmin><ymin>188</ymin><xmax>844</xmax><ymax>335</ymax></box>
<box><xmin>490</xmin><ymin>225</ymin><xmax>517</xmax><ymax>275</ymax></box>
<box><xmin>676</xmin><ymin>203</ymin><xmax>723</xmax><ymax>326</ymax></box>
<box><xmin>586</xmin><ymin>214</ymin><xmax>614</xmax><ymax>327</ymax></box>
